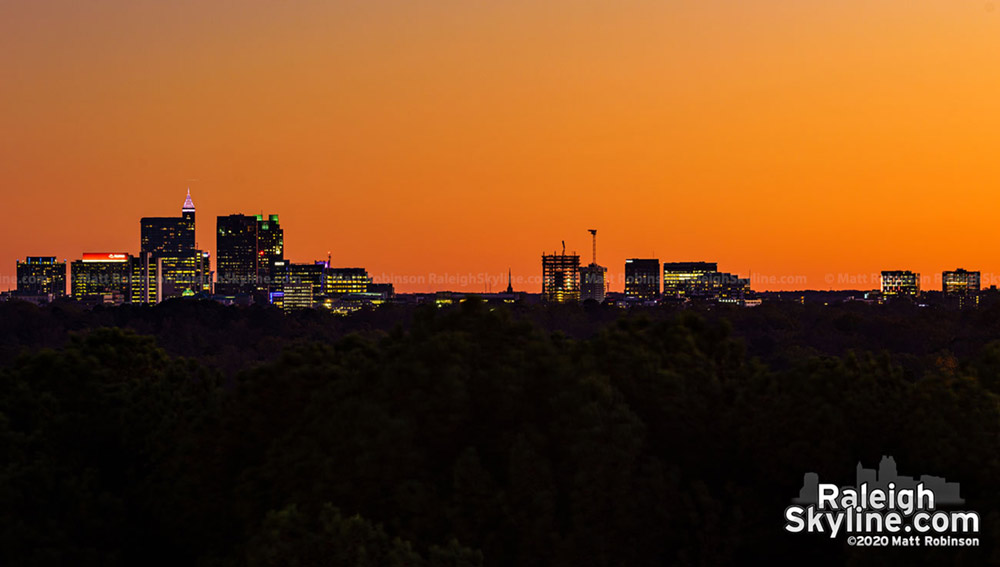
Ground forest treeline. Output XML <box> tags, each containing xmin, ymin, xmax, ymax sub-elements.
<box><xmin>0</xmin><ymin>298</ymin><xmax>997</xmax><ymax>565</ymax></box>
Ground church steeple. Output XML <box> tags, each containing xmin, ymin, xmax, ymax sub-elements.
<box><xmin>182</xmin><ymin>188</ymin><xmax>195</xmax><ymax>212</ymax></box>
<box><xmin>506</xmin><ymin>268</ymin><xmax>514</xmax><ymax>294</ymax></box>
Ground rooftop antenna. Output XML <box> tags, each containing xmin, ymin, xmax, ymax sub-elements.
<box><xmin>562</xmin><ymin>240</ymin><xmax>566</xmax><ymax>254</ymax></box>
<box><xmin>588</xmin><ymin>229</ymin><xmax>597</xmax><ymax>265</ymax></box>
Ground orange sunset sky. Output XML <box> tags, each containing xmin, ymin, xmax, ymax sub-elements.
<box><xmin>3</xmin><ymin>0</ymin><xmax>1000</xmax><ymax>293</ymax></box>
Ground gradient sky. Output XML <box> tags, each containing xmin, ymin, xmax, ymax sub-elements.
<box><xmin>3</xmin><ymin>0</ymin><xmax>1000</xmax><ymax>293</ymax></box>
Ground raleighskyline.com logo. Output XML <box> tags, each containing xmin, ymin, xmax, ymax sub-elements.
<box><xmin>784</xmin><ymin>456</ymin><xmax>980</xmax><ymax>547</ymax></box>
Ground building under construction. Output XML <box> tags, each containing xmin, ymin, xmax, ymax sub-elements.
<box><xmin>579</xmin><ymin>229</ymin><xmax>606</xmax><ymax>303</ymax></box>
<box><xmin>542</xmin><ymin>242</ymin><xmax>580</xmax><ymax>303</ymax></box>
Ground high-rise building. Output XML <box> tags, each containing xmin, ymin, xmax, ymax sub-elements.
<box><xmin>943</xmin><ymin>269</ymin><xmax>980</xmax><ymax>295</ymax></box>
<box><xmin>579</xmin><ymin>229</ymin><xmax>606</xmax><ymax>303</ymax></box>
<box><xmin>255</xmin><ymin>214</ymin><xmax>284</xmax><ymax>293</ymax></box>
<box><xmin>881</xmin><ymin>271</ymin><xmax>920</xmax><ymax>297</ymax></box>
<box><xmin>131</xmin><ymin>252</ymin><xmax>158</xmax><ymax>304</ymax></box>
<box><xmin>271</xmin><ymin>260</ymin><xmax>325</xmax><ymax>310</ymax></box>
<box><xmin>542</xmin><ymin>249</ymin><xmax>580</xmax><ymax>303</ymax></box>
<box><xmin>71</xmin><ymin>253</ymin><xmax>131</xmax><ymax>301</ymax></box>
<box><xmin>138</xmin><ymin>190</ymin><xmax>212</xmax><ymax>303</ymax></box>
<box><xmin>16</xmin><ymin>256</ymin><xmax>67</xmax><ymax>297</ymax></box>
<box><xmin>216</xmin><ymin>214</ymin><xmax>283</xmax><ymax>296</ymax></box>
<box><xmin>159</xmin><ymin>250</ymin><xmax>212</xmax><ymax>299</ymax></box>
<box><xmin>624</xmin><ymin>258</ymin><xmax>660</xmax><ymax>300</ymax></box>
<box><xmin>216</xmin><ymin>214</ymin><xmax>258</xmax><ymax>295</ymax></box>
<box><xmin>580</xmin><ymin>264</ymin><xmax>607</xmax><ymax>303</ymax></box>
<box><xmin>140</xmin><ymin>189</ymin><xmax>196</xmax><ymax>257</ymax></box>
<box><xmin>943</xmin><ymin>269</ymin><xmax>980</xmax><ymax>308</ymax></box>
<box><xmin>663</xmin><ymin>262</ymin><xmax>718</xmax><ymax>297</ymax></box>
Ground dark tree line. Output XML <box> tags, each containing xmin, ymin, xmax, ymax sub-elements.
<box><xmin>0</xmin><ymin>298</ymin><xmax>997</xmax><ymax>565</ymax></box>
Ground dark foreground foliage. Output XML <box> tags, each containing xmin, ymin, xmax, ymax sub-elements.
<box><xmin>0</xmin><ymin>299</ymin><xmax>997</xmax><ymax>565</ymax></box>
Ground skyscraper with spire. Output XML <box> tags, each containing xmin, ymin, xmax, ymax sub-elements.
<box><xmin>182</xmin><ymin>188</ymin><xmax>195</xmax><ymax>223</ymax></box>
<box><xmin>141</xmin><ymin>189</ymin><xmax>197</xmax><ymax>256</ymax></box>
<box><xmin>136</xmin><ymin>189</ymin><xmax>210</xmax><ymax>302</ymax></box>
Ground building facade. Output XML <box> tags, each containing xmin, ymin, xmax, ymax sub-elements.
<box><xmin>943</xmin><ymin>269</ymin><xmax>980</xmax><ymax>308</ymax></box>
<box><xmin>140</xmin><ymin>189</ymin><xmax>196</xmax><ymax>257</ymax></box>
<box><xmin>663</xmin><ymin>262</ymin><xmax>718</xmax><ymax>297</ymax></box>
<box><xmin>71</xmin><ymin>253</ymin><xmax>132</xmax><ymax>301</ymax></box>
<box><xmin>255</xmin><ymin>215</ymin><xmax>284</xmax><ymax>293</ymax></box>
<box><xmin>131</xmin><ymin>252</ymin><xmax>159</xmax><ymax>304</ymax></box>
<box><xmin>216</xmin><ymin>214</ymin><xmax>283</xmax><ymax>295</ymax></box>
<box><xmin>138</xmin><ymin>190</ymin><xmax>212</xmax><ymax>302</ymax></box>
<box><xmin>271</xmin><ymin>261</ymin><xmax>326</xmax><ymax>309</ymax></box>
<box><xmin>159</xmin><ymin>250</ymin><xmax>212</xmax><ymax>299</ymax></box>
<box><xmin>688</xmin><ymin>271</ymin><xmax>751</xmax><ymax>300</ymax></box>
<box><xmin>323</xmin><ymin>267</ymin><xmax>372</xmax><ymax>297</ymax></box>
<box><xmin>881</xmin><ymin>271</ymin><xmax>920</xmax><ymax>297</ymax></box>
<box><xmin>624</xmin><ymin>258</ymin><xmax>660</xmax><ymax>300</ymax></box>
<box><xmin>579</xmin><ymin>263</ymin><xmax>607</xmax><ymax>303</ymax></box>
<box><xmin>16</xmin><ymin>256</ymin><xmax>67</xmax><ymax>297</ymax></box>
<box><xmin>943</xmin><ymin>269</ymin><xmax>980</xmax><ymax>295</ymax></box>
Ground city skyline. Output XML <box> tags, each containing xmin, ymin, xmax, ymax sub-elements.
<box><xmin>5</xmin><ymin>2</ymin><xmax>1000</xmax><ymax>293</ymax></box>
<box><xmin>4</xmin><ymin>187</ymin><xmax>997</xmax><ymax>298</ymax></box>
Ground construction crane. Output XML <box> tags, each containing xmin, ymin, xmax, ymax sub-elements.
<box><xmin>588</xmin><ymin>229</ymin><xmax>597</xmax><ymax>265</ymax></box>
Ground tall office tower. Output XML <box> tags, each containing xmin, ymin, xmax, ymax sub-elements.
<box><xmin>216</xmin><ymin>213</ymin><xmax>284</xmax><ymax>296</ymax></box>
<box><xmin>542</xmin><ymin>246</ymin><xmax>581</xmax><ymax>303</ymax></box>
<box><xmin>197</xmin><ymin>251</ymin><xmax>213</xmax><ymax>295</ymax></box>
<box><xmin>663</xmin><ymin>262</ymin><xmax>718</xmax><ymax>297</ymax></box>
<box><xmin>141</xmin><ymin>189</ymin><xmax>196</xmax><ymax>257</ymax></box>
<box><xmin>71</xmin><ymin>253</ymin><xmax>132</xmax><ymax>301</ymax></box>
<box><xmin>255</xmin><ymin>214</ymin><xmax>284</xmax><ymax>293</ymax></box>
<box><xmin>16</xmin><ymin>257</ymin><xmax>67</xmax><ymax>297</ymax></box>
<box><xmin>131</xmin><ymin>252</ymin><xmax>159</xmax><ymax>304</ymax></box>
<box><xmin>624</xmin><ymin>258</ymin><xmax>660</xmax><ymax>300</ymax></box>
<box><xmin>138</xmin><ymin>190</ymin><xmax>212</xmax><ymax>303</ymax></box>
<box><xmin>881</xmin><ymin>270</ymin><xmax>920</xmax><ymax>297</ymax></box>
<box><xmin>943</xmin><ymin>268</ymin><xmax>980</xmax><ymax>308</ymax></box>
<box><xmin>579</xmin><ymin>229</ymin><xmax>607</xmax><ymax>303</ymax></box>
<box><xmin>214</xmin><ymin>215</ymin><xmax>257</xmax><ymax>295</ymax></box>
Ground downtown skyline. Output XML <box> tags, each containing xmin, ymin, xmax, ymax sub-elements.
<box><xmin>2</xmin><ymin>187</ymin><xmax>996</xmax><ymax>297</ymax></box>
<box><xmin>4</xmin><ymin>2</ymin><xmax>1000</xmax><ymax>293</ymax></box>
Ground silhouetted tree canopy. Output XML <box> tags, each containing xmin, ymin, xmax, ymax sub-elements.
<box><xmin>0</xmin><ymin>298</ymin><xmax>996</xmax><ymax>565</ymax></box>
